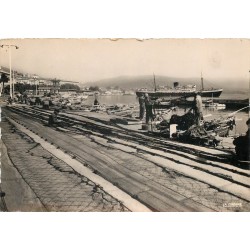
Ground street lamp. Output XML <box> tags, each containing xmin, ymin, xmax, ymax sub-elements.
<box><xmin>33</xmin><ymin>75</ymin><xmax>38</xmax><ymax>95</ymax></box>
<box><xmin>249</xmin><ymin>70</ymin><xmax>250</xmax><ymax>118</ymax></box>
<box><xmin>0</xmin><ymin>44</ymin><xmax>19</xmax><ymax>99</ymax></box>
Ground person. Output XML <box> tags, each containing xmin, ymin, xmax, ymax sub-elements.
<box><xmin>29</xmin><ymin>96</ymin><xmax>36</xmax><ymax>106</ymax></box>
<box><xmin>43</xmin><ymin>98</ymin><xmax>50</xmax><ymax>110</ymax></box>
<box><xmin>23</xmin><ymin>92</ymin><xmax>28</xmax><ymax>104</ymax></box>
<box><xmin>191</xmin><ymin>92</ymin><xmax>203</xmax><ymax>125</ymax></box>
<box><xmin>7</xmin><ymin>96</ymin><xmax>13</xmax><ymax>105</ymax></box>
<box><xmin>144</xmin><ymin>93</ymin><xmax>154</xmax><ymax>124</ymax></box>
<box><xmin>233</xmin><ymin>118</ymin><xmax>250</xmax><ymax>161</ymax></box>
<box><xmin>35</xmin><ymin>96</ymin><xmax>41</xmax><ymax>106</ymax></box>
<box><xmin>48</xmin><ymin>108</ymin><xmax>60</xmax><ymax>127</ymax></box>
<box><xmin>138</xmin><ymin>94</ymin><xmax>145</xmax><ymax>120</ymax></box>
<box><xmin>94</xmin><ymin>94</ymin><xmax>99</xmax><ymax>106</ymax></box>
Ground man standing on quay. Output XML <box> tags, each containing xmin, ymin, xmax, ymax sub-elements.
<box><xmin>145</xmin><ymin>93</ymin><xmax>154</xmax><ymax>124</ymax></box>
<box><xmin>138</xmin><ymin>94</ymin><xmax>145</xmax><ymax>120</ymax></box>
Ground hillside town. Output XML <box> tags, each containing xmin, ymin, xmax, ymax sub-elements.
<box><xmin>0</xmin><ymin>66</ymin><xmax>136</xmax><ymax>97</ymax></box>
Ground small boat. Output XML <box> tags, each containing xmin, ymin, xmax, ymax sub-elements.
<box><xmin>153</xmin><ymin>111</ymin><xmax>236</xmax><ymax>145</ymax></box>
<box><xmin>203</xmin><ymin>94</ymin><xmax>226</xmax><ymax>110</ymax></box>
<box><xmin>66</xmin><ymin>93</ymin><xmax>88</xmax><ymax>104</ymax></box>
<box><xmin>203</xmin><ymin>116</ymin><xmax>235</xmax><ymax>137</ymax></box>
<box><xmin>123</xmin><ymin>90</ymin><xmax>135</xmax><ymax>95</ymax></box>
<box><xmin>207</xmin><ymin>103</ymin><xmax>226</xmax><ymax>109</ymax></box>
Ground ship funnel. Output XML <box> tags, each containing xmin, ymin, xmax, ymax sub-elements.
<box><xmin>173</xmin><ymin>82</ymin><xmax>179</xmax><ymax>88</ymax></box>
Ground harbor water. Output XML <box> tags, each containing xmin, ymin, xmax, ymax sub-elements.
<box><xmin>85</xmin><ymin>94</ymin><xmax>249</xmax><ymax>135</ymax></box>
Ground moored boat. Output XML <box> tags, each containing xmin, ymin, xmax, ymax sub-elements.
<box><xmin>136</xmin><ymin>75</ymin><xmax>223</xmax><ymax>100</ymax></box>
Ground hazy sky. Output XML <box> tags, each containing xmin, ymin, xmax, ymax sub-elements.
<box><xmin>0</xmin><ymin>39</ymin><xmax>249</xmax><ymax>87</ymax></box>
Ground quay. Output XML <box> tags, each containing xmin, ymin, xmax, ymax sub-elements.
<box><xmin>213</xmin><ymin>98</ymin><xmax>249</xmax><ymax>109</ymax></box>
<box><xmin>1</xmin><ymin>101</ymin><xmax>250</xmax><ymax>212</ymax></box>
<box><xmin>168</xmin><ymin>97</ymin><xmax>249</xmax><ymax>109</ymax></box>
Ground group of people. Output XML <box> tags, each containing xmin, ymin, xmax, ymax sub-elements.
<box><xmin>7</xmin><ymin>92</ymin><xmax>47</xmax><ymax>106</ymax></box>
<box><xmin>190</xmin><ymin>92</ymin><xmax>203</xmax><ymax>125</ymax></box>
<box><xmin>138</xmin><ymin>93</ymin><xmax>154</xmax><ymax>124</ymax></box>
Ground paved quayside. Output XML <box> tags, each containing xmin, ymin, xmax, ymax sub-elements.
<box><xmin>1</xmin><ymin>106</ymin><xmax>250</xmax><ymax>211</ymax></box>
<box><xmin>0</xmin><ymin>120</ymin><xmax>138</xmax><ymax>212</ymax></box>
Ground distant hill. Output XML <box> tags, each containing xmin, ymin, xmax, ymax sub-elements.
<box><xmin>82</xmin><ymin>75</ymin><xmax>249</xmax><ymax>93</ymax></box>
<box><xmin>84</xmin><ymin>75</ymin><xmax>202</xmax><ymax>90</ymax></box>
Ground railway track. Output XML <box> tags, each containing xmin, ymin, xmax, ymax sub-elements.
<box><xmin>2</xmin><ymin>105</ymin><xmax>250</xmax><ymax>211</ymax></box>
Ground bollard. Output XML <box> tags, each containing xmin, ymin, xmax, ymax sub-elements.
<box><xmin>0</xmin><ymin>192</ymin><xmax>6</xmax><ymax>197</ymax></box>
<box><xmin>141</xmin><ymin>123</ymin><xmax>148</xmax><ymax>130</ymax></box>
<box><xmin>170</xmin><ymin>124</ymin><xmax>177</xmax><ymax>138</ymax></box>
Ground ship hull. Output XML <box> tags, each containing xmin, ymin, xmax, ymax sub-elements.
<box><xmin>136</xmin><ymin>89</ymin><xmax>223</xmax><ymax>99</ymax></box>
<box><xmin>200</xmin><ymin>89</ymin><xmax>223</xmax><ymax>97</ymax></box>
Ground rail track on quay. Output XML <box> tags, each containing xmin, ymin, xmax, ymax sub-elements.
<box><xmin>1</xmin><ymin>105</ymin><xmax>250</xmax><ymax>211</ymax></box>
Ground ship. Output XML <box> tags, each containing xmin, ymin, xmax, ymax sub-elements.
<box><xmin>135</xmin><ymin>75</ymin><xmax>223</xmax><ymax>100</ymax></box>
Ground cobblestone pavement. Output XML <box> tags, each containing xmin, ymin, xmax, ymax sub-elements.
<box><xmin>88</xmin><ymin>136</ymin><xmax>250</xmax><ymax>212</ymax></box>
<box><xmin>1</xmin><ymin>121</ymin><xmax>129</xmax><ymax>212</ymax></box>
<box><xmin>2</xmin><ymin>112</ymin><xmax>250</xmax><ymax>212</ymax></box>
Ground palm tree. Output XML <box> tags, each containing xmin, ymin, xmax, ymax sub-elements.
<box><xmin>0</xmin><ymin>73</ymin><xmax>9</xmax><ymax>95</ymax></box>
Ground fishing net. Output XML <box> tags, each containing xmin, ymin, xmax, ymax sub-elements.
<box><xmin>169</xmin><ymin>112</ymin><xmax>196</xmax><ymax>130</ymax></box>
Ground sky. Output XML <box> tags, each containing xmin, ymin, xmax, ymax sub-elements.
<box><xmin>0</xmin><ymin>39</ymin><xmax>249</xmax><ymax>88</ymax></box>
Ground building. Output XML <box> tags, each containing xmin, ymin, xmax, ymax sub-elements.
<box><xmin>38</xmin><ymin>78</ymin><xmax>60</xmax><ymax>95</ymax></box>
<box><xmin>0</xmin><ymin>66</ymin><xmax>10</xmax><ymax>76</ymax></box>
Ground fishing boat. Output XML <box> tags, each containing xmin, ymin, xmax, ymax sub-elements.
<box><xmin>202</xmin><ymin>98</ymin><xmax>226</xmax><ymax>109</ymax></box>
<box><xmin>207</xmin><ymin>103</ymin><xmax>226</xmax><ymax>109</ymax></box>
<box><xmin>150</xmin><ymin>106</ymin><xmax>238</xmax><ymax>146</ymax></box>
<box><xmin>136</xmin><ymin>74</ymin><xmax>223</xmax><ymax>100</ymax></box>
<box><xmin>123</xmin><ymin>90</ymin><xmax>135</xmax><ymax>95</ymax></box>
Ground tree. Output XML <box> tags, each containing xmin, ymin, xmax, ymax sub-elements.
<box><xmin>15</xmin><ymin>83</ymin><xmax>36</xmax><ymax>94</ymax></box>
<box><xmin>60</xmin><ymin>83</ymin><xmax>80</xmax><ymax>91</ymax></box>
<box><xmin>89</xmin><ymin>86</ymin><xmax>100</xmax><ymax>92</ymax></box>
<box><xmin>3</xmin><ymin>83</ymin><xmax>35</xmax><ymax>94</ymax></box>
<box><xmin>0</xmin><ymin>73</ymin><xmax>9</xmax><ymax>95</ymax></box>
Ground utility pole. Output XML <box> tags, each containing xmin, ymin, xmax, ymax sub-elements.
<box><xmin>33</xmin><ymin>75</ymin><xmax>38</xmax><ymax>95</ymax></box>
<box><xmin>12</xmin><ymin>70</ymin><xmax>15</xmax><ymax>97</ymax></box>
<box><xmin>249</xmin><ymin>70</ymin><xmax>250</xmax><ymax>118</ymax></box>
<box><xmin>0</xmin><ymin>44</ymin><xmax>19</xmax><ymax>99</ymax></box>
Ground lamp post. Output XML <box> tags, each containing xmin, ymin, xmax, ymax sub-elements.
<box><xmin>249</xmin><ymin>70</ymin><xmax>250</xmax><ymax>118</ymax></box>
<box><xmin>33</xmin><ymin>75</ymin><xmax>38</xmax><ymax>95</ymax></box>
<box><xmin>13</xmin><ymin>70</ymin><xmax>15</xmax><ymax>97</ymax></box>
<box><xmin>0</xmin><ymin>44</ymin><xmax>19</xmax><ymax>99</ymax></box>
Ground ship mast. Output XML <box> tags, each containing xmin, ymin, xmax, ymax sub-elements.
<box><xmin>153</xmin><ymin>73</ymin><xmax>156</xmax><ymax>92</ymax></box>
<box><xmin>201</xmin><ymin>72</ymin><xmax>204</xmax><ymax>90</ymax></box>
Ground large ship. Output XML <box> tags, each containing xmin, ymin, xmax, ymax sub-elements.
<box><xmin>136</xmin><ymin>75</ymin><xmax>223</xmax><ymax>100</ymax></box>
